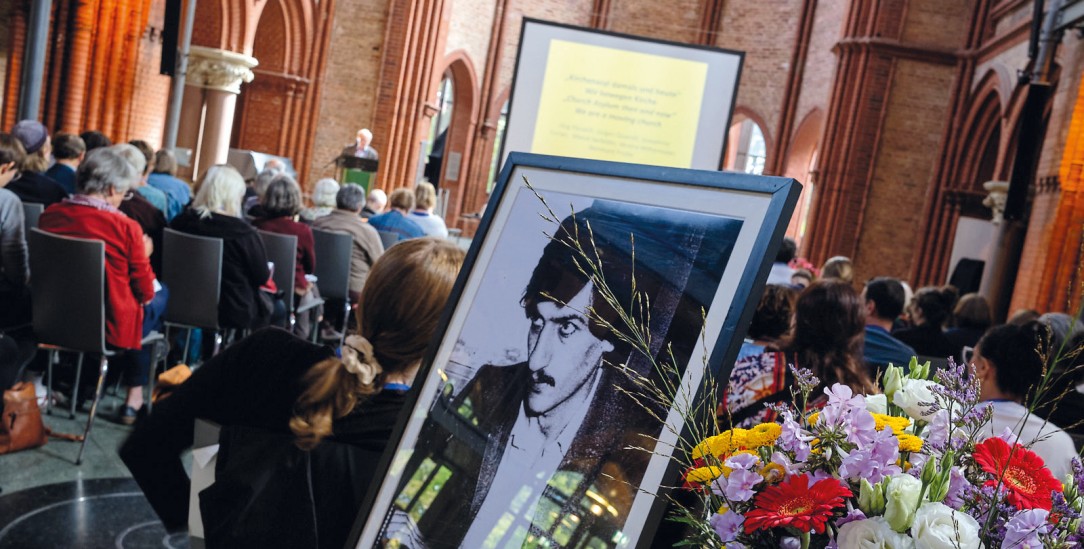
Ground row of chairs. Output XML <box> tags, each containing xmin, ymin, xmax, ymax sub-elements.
<box><xmin>20</xmin><ymin>223</ymin><xmax>355</xmax><ymax>465</ymax></box>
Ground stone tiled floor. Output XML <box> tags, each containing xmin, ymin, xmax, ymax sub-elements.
<box><xmin>0</xmin><ymin>392</ymin><xmax>188</xmax><ymax>548</ymax></box>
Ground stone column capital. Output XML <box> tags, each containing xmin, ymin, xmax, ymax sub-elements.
<box><xmin>982</xmin><ymin>180</ymin><xmax>1010</xmax><ymax>225</ymax></box>
<box><xmin>186</xmin><ymin>45</ymin><xmax>259</xmax><ymax>94</ymax></box>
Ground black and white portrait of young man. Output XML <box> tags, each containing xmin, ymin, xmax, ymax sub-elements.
<box><xmin>374</xmin><ymin>190</ymin><xmax>743</xmax><ymax>548</ymax></box>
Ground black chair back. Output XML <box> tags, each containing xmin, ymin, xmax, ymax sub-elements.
<box><xmin>29</xmin><ymin>229</ymin><xmax>107</xmax><ymax>354</ymax></box>
<box><xmin>163</xmin><ymin>228</ymin><xmax>223</xmax><ymax>329</ymax></box>
<box><xmin>22</xmin><ymin>202</ymin><xmax>43</xmax><ymax>234</ymax></box>
<box><xmin>312</xmin><ymin>229</ymin><xmax>352</xmax><ymax>301</ymax></box>
<box><xmin>259</xmin><ymin>230</ymin><xmax>298</xmax><ymax>312</ymax></box>
<box><xmin>377</xmin><ymin>230</ymin><xmax>398</xmax><ymax>250</ymax></box>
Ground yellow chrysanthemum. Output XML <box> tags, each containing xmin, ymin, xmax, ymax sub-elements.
<box><xmin>807</xmin><ymin>412</ymin><xmax>820</xmax><ymax>425</ymax></box>
<box><xmin>872</xmin><ymin>413</ymin><xmax>911</xmax><ymax>434</ymax></box>
<box><xmin>759</xmin><ymin>462</ymin><xmax>786</xmax><ymax>483</ymax></box>
<box><xmin>747</xmin><ymin>423</ymin><xmax>783</xmax><ymax>448</ymax></box>
<box><xmin>896</xmin><ymin>433</ymin><xmax>923</xmax><ymax>453</ymax></box>
<box><xmin>685</xmin><ymin>465</ymin><xmax>726</xmax><ymax>483</ymax></box>
<box><xmin>691</xmin><ymin>429</ymin><xmax>751</xmax><ymax>460</ymax></box>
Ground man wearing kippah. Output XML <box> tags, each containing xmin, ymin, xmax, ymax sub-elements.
<box><xmin>6</xmin><ymin>120</ymin><xmax>68</xmax><ymax>206</ymax></box>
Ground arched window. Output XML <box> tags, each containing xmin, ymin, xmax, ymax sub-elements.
<box><xmin>723</xmin><ymin>117</ymin><xmax>767</xmax><ymax>175</ymax></box>
<box><xmin>424</xmin><ymin>76</ymin><xmax>455</xmax><ymax>185</ymax></box>
<box><xmin>486</xmin><ymin>101</ymin><xmax>509</xmax><ymax>193</ymax></box>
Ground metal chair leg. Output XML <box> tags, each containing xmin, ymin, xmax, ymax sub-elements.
<box><xmin>182</xmin><ymin>328</ymin><xmax>192</xmax><ymax>365</ymax></box>
<box><xmin>339</xmin><ymin>301</ymin><xmax>350</xmax><ymax>347</ymax></box>
<box><xmin>212</xmin><ymin>332</ymin><xmax>223</xmax><ymax>357</ymax></box>
<box><xmin>69</xmin><ymin>353</ymin><xmax>85</xmax><ymax>420</ymax></box>
<box><xmin>45</xmin><ymin>349</ymin><xmax>56</xmax><ymax>416</ymax></box>
<box><xmin>76</xmin><ymin>355</ymin><xmax>109</xmax><ymax>466</ymax></box>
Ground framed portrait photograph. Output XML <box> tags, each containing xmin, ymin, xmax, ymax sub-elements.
<box><xmin>350</xmin><ymin>153</ymin><xmax>800</xmax><ymax>548</ymax></box>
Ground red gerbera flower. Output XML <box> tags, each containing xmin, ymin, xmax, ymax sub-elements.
<box><xmin>743</xmin><ymin>474</ymin><xmax>852</xmax><ymax>535</ymax></box>
<box><xmin>973</xmin><ymin>436</ymin><xmax>1063</xmax><ymax>510</ymax></box>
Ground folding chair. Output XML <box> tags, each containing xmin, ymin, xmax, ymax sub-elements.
<box><xmin>29</xmin><ymin>229</ymin><xmax>113</xmax><ymax>464</ymax></box>
<box><xmin>377</xmin><ymin>230</ymin><xmax>398</xmax><ymax>250</ymax></box>
<box><xmin>312</xmin><ymin>229</ymin><xmax>353</xmax><ymax>346</ymax></box>
<box><xmin>22</xmin><ymin>202</ymin><xmax>43</xmax><ymax>234</ymax></box>
<box><xmin>161</xmin><ymin>229</ymin><xmax>225</xmax><ymax>364</ymax></box>
<box><xmin>259</xmin><ymin>230</ymin><xmax>323</xmax><ymax>338</ymax></box>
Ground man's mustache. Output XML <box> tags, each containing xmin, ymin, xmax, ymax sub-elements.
<box><xmin>531</xmin><ymin>370</ymin><xmax>556</xmax><ymax>388</ymax></box>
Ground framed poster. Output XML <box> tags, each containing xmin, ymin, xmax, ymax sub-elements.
<box><xmin>501</xmin><ymin>19</ymin><xmax>744</xmax><ymax>170</ymax></box>
<box><xmin>350</xmin><ymin>153</ymin><xmax>799</xmax><ymax>548</ymax></box>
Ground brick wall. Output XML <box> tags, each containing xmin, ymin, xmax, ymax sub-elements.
<box><xmin>446</xmin><ymin>0</ymin><xmax>496</xmax><ymax>70</ymax></box>
<box><xmin>793</xmin><ymin>0</ymin><xmax>845</xmax><ymax>129</ymax></box>
<box><xmin>854</xmin><ymin>59</ymin><xmax>958</xmax><ymax>281</ymax></box>
<box><xmin>714</xmin><ymin>0</ymin><xmax>804</xmax><ymax>153</ymax></box>
<box><xmin>0</xmin><ymin>1</ymin><xmax>11</xmax><ymax>117</ymax></box>
<box><xmin>607</xmin><ymin>0</ymin><xmax>701</xmax><ymax>43</ymax></box>
<box><xmin>308</xmin><ymin>0</ymin><xmax>390</xmax><ymax>186</ymax></box>
<box><xmin>127</xmin><ymin>0</ymin><xmax>171</xmax><ymax>147</ymax></box>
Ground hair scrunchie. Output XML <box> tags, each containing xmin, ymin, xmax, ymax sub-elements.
<box><xmin>341</xmin><ymin>335</ymin><xmax>382</xmax><ymax>385</ymax></box>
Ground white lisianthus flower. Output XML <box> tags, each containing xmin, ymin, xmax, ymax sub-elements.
<box><xmin>893</xmin><ymin>379</ymin><xmax>938</xmax><ymax>421</ymax></box>
<box><xmin>866</xmin><ymin>393</ymin><xmax>888</xmax><ymax>415</ymax></box>
<box><xmin>837</xmin><ymin>517</ymin><xmax>915</xmax><ymax>549</ymax></box>
<box><xmin>884</xmin><ymin>474</ymin><xmax>924</xmax><ymax>533</ymax></box>
<box><xmin>910</xmin><ymin>502</ymin><xmax>981</xmax><ymax>549</ymax></box>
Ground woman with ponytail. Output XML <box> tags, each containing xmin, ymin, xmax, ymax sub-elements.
<box><xmin>120</xmin><ymin>237</ymin><xmax>465</xmax><ymax>546</ymax></box>
<box><xmin>892</xmin><ymin>284</ymin><xmax>959</xmax><ymax>359</ymax></box>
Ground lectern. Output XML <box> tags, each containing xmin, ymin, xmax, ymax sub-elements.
<box><xmin>336</xmin><ymin>155</ymin><xmax>378</xmax><ymax>193</ymax></box>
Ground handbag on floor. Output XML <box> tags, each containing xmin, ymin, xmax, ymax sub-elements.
<box><xmin>0</xmin><ymin>382</ymin><xmax>48</xmax><ymax>454</ymax></box>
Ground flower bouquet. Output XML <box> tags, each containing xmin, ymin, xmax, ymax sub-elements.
<box><xmin>679</xmin><ymin>357</ymin><xmax>1084</xmax><ymax>548</ymax></box>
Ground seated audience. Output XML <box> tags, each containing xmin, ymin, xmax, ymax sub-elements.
<box><xmin>362</xmin><ymin>188</ymin><xmax>387</xmax><ymax>218</ymax></box>
<box><xmin>44</xmin><ymin>133</ymin><xmax>86</xmax><ymax>195</ymax></box>
<box><xmin>171</xmin><ymin>165</ymin><xmax>274</xmax><ymax>331</ymax></box>
<box><xmin>113</xmin><ymin>144</ymin><xmax>167</xmax><ymax>275</ymax></box>
<box><xmin>79</xmin><ymin>130</ymin><xmax>112</xmax><ymax>151</ymax></box>
<box><xmin>974</xmin><ymin>321</ymin><xmax>1077</xmax><ymax>480</ymax></box>
<box><xmin>39</xmin><ymin>147</ymin><xmax>165</xmax><ymax>423</ymax></box>
<box><xmin>945</xmin><ymin>292</ymin><xmax>992</xmax><ymax>361</ymax></box>
<box><xmin>737</xmin><ymin>284</ymin><xmax>796</xmax><ymax>361</ymax></box>
<box><xmin>369</xmin><ymin>188</ymin><xmax>425</xmax><ymax>241</ymax></box>
<box><xmin>120</xmin><ymin>238</ymin><xmax>464</xmax><ymax>547</ymax></box>
<box><xmin>1008</xmin><ymin>308</ymin><xmax>1042</xmax><ymax>326</ymax></box>
<box><xmin>122</xmin><ymin>141</ymin><xmax>169</xmax><ymax>215</ymax></box>
<box><xmin>727</xmin><ymin>280</ymin><xmax>875</xmax><ymax>426</ymax></box>
<box><xmin>893</xmin><ymin>285</ymin><xmax>958</xmax><ymax>359</ymax></box>
<box><xmin>147</xmin><ymin>149</ymin><xmax>191</xmax><ymax>221</ymax></box>
<box><xmin>7</xmin><ymin>120</ymin><xmax>67</xmax><ymax>206</ymax></box>
<box><xmin>791</xmin><ymin>268</ymin><xmax>814</xmax><ymax>289</ymax></box>
<box><xmin>300</xmin><ymin>178</ymin><xmax>340</xmax><ymax>223</ymax></box>
<box><xmin>244</xmin><ymin>166</ymin><xmax>281</xmax><ymax>218</ymax></box>
<box><xmin>862</xmin><ymin>277</ymin><xmax>916</xmax><ymax>374</ymax></box>
<box><xmin>1033</xmin><ymin>313</ymin><xmax>1084</xmax><ymax>436</ymax></box>
<box><xmin>409</xmin><ymin>181</ymin><xmax>448</xmax><ymax>238</ymax></box>
<box><xmin>253</xmin><ymin>174</ymin><xmax>319</xmax><ymax>337</ymax></box>
<box><xmin>0</xmin><ymin>134</ymin><xmax>29</xmax><ymax>329</ymax></box>
<box><xmin>765</xmin><ymin>237</ymin><xmax>796</xmax><ymax>285</ymax></box>
<box><xmin>820</xmin><ymin>255</ymin><xmax>853</xmax><ymax>284</ymax></box>
<box><xmin>312</xmin><ymin>184</ymin><xmax>384</xmax><ymax>335</ymax></box>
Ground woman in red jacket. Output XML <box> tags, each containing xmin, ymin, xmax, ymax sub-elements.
<box><xmin>39</xmin><ymin>147</ymin><xmax>159</xmax><ymax>421</ymax></box>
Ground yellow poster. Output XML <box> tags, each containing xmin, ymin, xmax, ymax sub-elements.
<box><xmin>531</xmin><ymin>40</ymin><xmax>708</xmax><ymax>168</ymax></box>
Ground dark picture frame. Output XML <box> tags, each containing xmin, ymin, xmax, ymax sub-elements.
<box><xmin>349</xmin><ymin>153</ymin><xmax>800</xmax><ymax>548</ymax></box>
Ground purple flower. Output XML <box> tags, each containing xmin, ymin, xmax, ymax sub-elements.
<box><xmin>709</xmin><ymin>510</ymin><xmax>744</xmax><ymax>543</ymax></box>
<box><xmin>836</xmin><ymin>508</ymin><xmax>867</xmax><ymax>528</ymax></box>
<box><xmin>843</xmin><ymin>408</ymin><xmax>878</xmax><ymax>447</ymax></box>
<box><xmin>771</xmin><ymin>451</ymin><xmax>803</xmax><ymax>477</ymax></box>
<box><xmin>997</xmin><ymin>425</ymin><xmax>1019</xmax><ymax>446</ymax></box>
<box><xmin>724</xmin><ymin>468</ymin><xmax>762</xmax><ymax>502</ymax></box>
<box><xmin>779</xmin><ymin>537</ymin><xmax>801</xmax><ymax>549</ymax></box>
<box><xmin>725</xmin><ymin>453</ymin><xmax>760</xmax><ymax>470</ymax></box>
<box><xmin>820</xmin><ymin>384</ymin><xmax>864</xmax><ymax>425</ymax></box>
<box><xmin>1003</xmin><ymin>509</ymin><xmax>1049</xmax><ymax>549</ymax></box>
<box><xmin>779</xmin><ymin>410</ymin><xmax>812</xmax><ymax>460</ymax></box>
<box><xmin>943</xmin><ymin>466</ymin><xmax>972</xmax><ymax>510</ymax></box>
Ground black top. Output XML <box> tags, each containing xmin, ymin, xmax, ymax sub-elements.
<box><xmin>118</xmin><ymin>191</ymin><xmax>166</xmax><ymax>276</ymax></box>
<box><xmin>44</xmin><ymin>163</ymin><xmax>77</xmax><ymax>195</ymax></box>
<box><xmin>7</xmin><ymin>171</ymin><xmax>68</xmax><ymax>207</ymax></box>
<box><xmin>171</xmin><ymin>208</ymin><xmax>272</xmax><ymax>329</ymax></box>
<box><xmin>120</xmin><ymin>328</ymin><xmax>408</xmax><ymax>548</ymax></box>
<box><xmin>893</xmin><ymin>323</ymin><xmax>958</xmax><ymax>360</ymax></box>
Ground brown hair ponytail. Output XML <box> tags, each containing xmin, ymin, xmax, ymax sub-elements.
<box><xmin>288</xmin><ymin>238</ymin><xmax>465</xmax><ymax>449</ymax></box>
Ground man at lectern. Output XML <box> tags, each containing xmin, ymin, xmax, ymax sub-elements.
<box><xmin>342</xmin><ymin>128</ymin><xmax>379</xmax><ymax>160</ymax></box>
